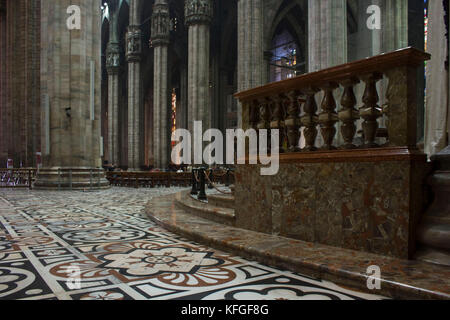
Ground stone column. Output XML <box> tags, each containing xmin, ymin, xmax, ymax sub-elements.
<box><xmin>106</xmin><ymin>9</ymin><xmax>120</xmax><ymax>167</ymax></box>
<box><xmin>179</xmin><ymin>65</ymin><xmax>188</xmax><ymax>130</ymax></box>
<box><xmin>126</xmin><ymin>0</ymin><xmax>143</xmax><ymax>171</ymax></box>
<box><xmin>308</xmin><ymin>0</ymin><xmax>347</xmax><ymax>72</ymax></box>
<box><xmin>425</xmin><ymin>0</ymin><xmax>448</xmax><ymax>156</ymax></box>
<box><xmin>151</xmin><ymin>0</ymin><xmax>170</xmax><ymax>169</ymax></box>
<box><xmin>2</xmin><ymin>0</ymin><xmax>41</xmax><ymax>168</ymax></box>
<box><xmin>237</xmin><ymin>0</ymin><xmax>264</xmax><ymax>129</ymax></box>
<box><xmin>35</xmin><ymin>0</ymin><xmax>109</xmax><ymax>190</ymax></box>
<box><xmin>384</xmin><ymin>0</ymin><xmax>408</xmax><ymax>52</ymax></box>
<box><xmin>185</xmin><ymin>0</ymin><xmax>213</xmax><ymax>133</ymax></box>
<box><xmin>0</xmin><ymin>0</ymin><xmax>6</xmax><ymax>166</ymax></box>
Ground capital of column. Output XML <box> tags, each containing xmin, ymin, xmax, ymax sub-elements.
<box><xmin>106</xmin><ymin>42</ymin><xmax>120</xmax><ymax>74</ymax></box>
<box><xmin>126</xmin><ymin>25</ymin><xmax>142</xmax><ymax>62</ymax></box>
<box><xmin>151</xmin><ymin>1</ymin><xmax>170</xmax><ymax>47</ymax></box>
<box><xmin>184</xmin><ymin>0</ymin><xmax>213</xmax><ymax>26</ymax></box>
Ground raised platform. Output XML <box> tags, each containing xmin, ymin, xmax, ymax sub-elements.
<box><xmin>146</xmin><ymin>192</ymin><xmax>450</xmax><ymax>300</ymax></box>
<box><xmin>207</xmin><ymin>193</ymin><xmax>235</xmax><ymax>209</ymax></box>
<box><xmin>174</xmin><ymin>191</ymin><xmax>235</xmax><ymax>226</ymax></box>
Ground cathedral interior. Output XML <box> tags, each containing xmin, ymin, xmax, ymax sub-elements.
<box><xmin>0</xmin><ymin>0</ymin><xmax>449</xmax><ymax>302</ymax></box>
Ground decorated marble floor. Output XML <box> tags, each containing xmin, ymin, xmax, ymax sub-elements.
<box><xmin>0</xmin><ymin>188</ymin><xmax>385</xmax><ymax>300</ymax></box>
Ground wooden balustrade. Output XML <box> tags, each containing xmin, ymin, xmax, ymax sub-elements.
<box><xmin>235</xmin><ymin>47</ymin><xmax>430</xmax><ymax>153</ymax></box>
<box><xmin>338</xmin><ymin>78</ymin><xmax>360</xmax><ymax>149</ymax></box>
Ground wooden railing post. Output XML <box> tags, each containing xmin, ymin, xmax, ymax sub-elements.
<box><xmin>339</xmin><ymin>78</ymin><xmax>360</xmax><ymax>149</ymax></box>
<box><xmin>258</xmin><ymin>97</ymin><xmax>272</xmax><ymax>152</ymax></box>
<box><xmin>285</xmin><ymin>91</ymin><xmax>301</xmax><ymax>152</ymax></box>
<box><xmin>250</xmin><ymin>100</ymin><xmax>260</xmax><ymax>131</ymax></box>
<box><xmin>250</xmin><ymin>100</ymin><xmax>260</xmax><ymax>155</ymax></box>
<box><xmin>301</xmin><ymin>87</ymin><xmax>319</xmax><ymax>152</ymax></box>
<box><xmin>360</xmin><ymin>73</ymin><xmax>383</xmax><ymax>148</ymax></box>
<box><xmin>319</xmin><ymin>82</ymin><xmax>339</xmax><ymax>150</ymax></box>
<box><xmin>271</xmin><ymin>95</ymin><xmax>286</xmax><ymax>154</ymax></box>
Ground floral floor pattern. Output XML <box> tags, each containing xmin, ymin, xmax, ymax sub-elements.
<box><xmin>0</xmin><ymin>187</ymin><xmax>385</xmax><ymax>300</ymax></box>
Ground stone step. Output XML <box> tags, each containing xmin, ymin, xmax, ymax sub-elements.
<box><xmin>415</xmin><ymin>246</ymin><xmax>450</xmax><ymax>267</ymax></box>
<box><xmin>146</xmin><ymin>192</ymin><xmax>450</xmax><ymax>300</ymax></box>
<box><xmin>207</xmin><ymin>193</ymin><xmax>235</xmax><ymax>209</ymax></box>
<box><xmin>174</xmin><ymin>191</ymin><xmax>235</xmax><ymax>226</ymax></box>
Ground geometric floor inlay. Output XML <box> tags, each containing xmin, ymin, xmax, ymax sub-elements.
<box><xmin>0</xmin><ymin>187</ymin><xmax>385</xmax><ymax>300</ymax></box>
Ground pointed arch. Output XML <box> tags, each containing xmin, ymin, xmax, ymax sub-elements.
<box><xmin>267</xmin><ymin>0</ymin><xmax>308</xmax><ymax>81</ymax></box>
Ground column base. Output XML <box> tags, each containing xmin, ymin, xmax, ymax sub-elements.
<box><xmin>34</xmin><ymin>167</ymin><xmax>110</xmax><ymax>190</ymax></box>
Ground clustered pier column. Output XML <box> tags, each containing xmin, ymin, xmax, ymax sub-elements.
<box><xmin>308</xmin><ymin>0</ymin><xmax>347</xmax><ymax>71</ymax></box>
<box><xmin>185</xmin><ymin>0</ymin><xmax>213</xmax><ymax>134</ymax></box>
<box><xmin>127</xmin><ymin>0</ymin><xmax>143</xmax><ymax>171</ymax></box>
<box><xmin>151</xmin><ymin>0</ymin><xmax>170</xmax><ymax>169</ymax></box>
<box><xmin>35</xmin><ymin>0</ymin><xmax>109</xmax><ymax>190</ymax></box>
<box><xmin>237</xmin><ymin>0</ymin><xmax>265</xmax><ymax>129</ymax></box>
<box><xmin>0</xmin><ymin>0</ymin><xmax>6</xmax><ymax>167</ymax></box>
<box><xmin>106</xmin><ymin>5</ymin><xmax>120</xmax><ymax>167</ymax></box>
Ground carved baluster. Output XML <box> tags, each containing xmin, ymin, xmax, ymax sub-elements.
<box><xmin>270</xmin><ymin>95</ymin><xmax>286</xmax><ymax>153</ymax></box>
<box><xmin>338</xmin><ymin>78</ymin><xmax>360</xmax><ymax>149</ymax></box>
<box><xmin>360</xmin><ymin>73</ymin><xmax>383</xmax><ymax>148</ymax></box>
<box><xmin>247</xmin><ymin>100</ymin><xmax>260</xmax><ymax>155</ymax></box>
<box><xmin>301</xmin><ymin>87</ymin><xmax>319</xmax><ymax>151</ymax></box>
<box><xmin>285</xmin><ymin>91</ymin><xmax>301</xmax><ymax>152</ymax></box>
<box><xmin>258</xmin><ymin>98</ymin><xmax>271</xmax><ymax>131</ymax></box>
<box><xmin>258</xmin><ymin>98</ymin><xmax>272</xmax><ymax>151</ymax></box>
<box><xmin>318</xmin><ymin>83</ymin><xmax>339</xmax><ymax>150</ymax></box>
<box><xmin>250</xmin><ymin>100</ymin><xmax>260</xmax><ymax>131</ymax></box>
